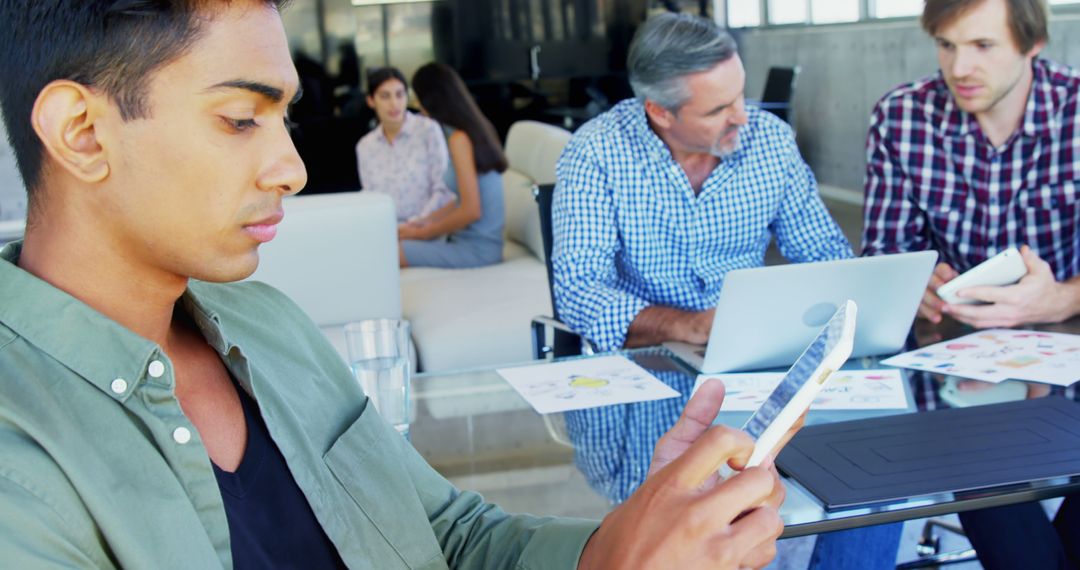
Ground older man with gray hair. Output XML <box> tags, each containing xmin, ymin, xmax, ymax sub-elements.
<box><xmin>553</xmin><ymin>12</ymin><xmax>849</xmax><ymax>354</ymax></box>
<box><xmin>552</xmin><ymin>12</ymin><xmax>903</xmax><ymax>570</ymax></box>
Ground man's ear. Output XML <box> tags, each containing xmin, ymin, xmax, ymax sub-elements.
<box><xmin>644</xmin><ymin>99</ymin><xmax>675</xmax><ymax>130</ymax></box>
<box><xmin>1026</xmin><ymin>39</ymin><xmax>1046</xmax><ymax>60</ymax></box>
<box><xmin>31</xmin><ymin>80</ymin><xmax>111</xmax><ymax>184</ymax></box>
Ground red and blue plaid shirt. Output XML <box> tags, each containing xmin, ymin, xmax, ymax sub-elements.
<box><xmin>862</xmin><ymin>58</ymin><xmax>1080</xmax><ymax>282</ymax></box>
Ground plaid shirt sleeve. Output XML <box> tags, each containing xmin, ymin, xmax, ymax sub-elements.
<box><xmin>552</xmin><ymin>136</ymin><xmax>650</xmax><ymax>352</ymax></box>
<box><xmin>861</xmin><ymin>98</ymin><xmax>930</xmax><ymax>257</ymax></box>
<box><xmin>772</xmin><ymin>133</ymin><xmax>854</xmax><ymax>262</ymax></box>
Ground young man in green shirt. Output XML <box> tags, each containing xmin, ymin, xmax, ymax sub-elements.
<box><xmin>0</xmin><ymin>0</ymin><xmax>789</xmax><ymax>567</ymax></box>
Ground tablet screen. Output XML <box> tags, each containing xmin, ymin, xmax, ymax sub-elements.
<box><xmin>742</xmin><ymin>303</ymin><xmax>849</xmax><ymax>441</ymax></box>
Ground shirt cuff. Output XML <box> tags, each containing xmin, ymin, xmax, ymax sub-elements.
<box><xmin>590</xmin><ymin>294</ymin><xmax>649</xmax><ymax>352</ymax></box>
<box><xmin>515</xmin><ymin>518</ymin><xmax>600</xmax><ymax>570</ymax></box>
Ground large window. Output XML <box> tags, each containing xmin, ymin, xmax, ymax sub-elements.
<box><xmin>767</xmin><ymin>0</ymin><xmax>806</xmax><ymax>25</ymax></box>
<box><xmin>727</xmin><ymin>0</ymin><xmax>761</xmax><ymax>27</ymax></box>
<box><xmin>726</xmin><ymin>0</ymin><xmax>1080</xmax><ymax>28</ymax></box>
<box><xmin>812</xmin><ymin>0</ymin><xmax>858</xmax><ymax>24</ymax></box>
<box><xmin>871</xmin><ymin>0</ymin><xmax>921</xmax><ymax>18</ymax></box>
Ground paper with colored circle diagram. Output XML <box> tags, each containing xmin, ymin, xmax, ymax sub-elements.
<box><xmin>881</xmin><ymin>329</ymin><xmax>1080</xmax><ymax>386</ymax></box>
<box><xmin>496</xmin><ymin>355</ymin><xmax>680</xmax><ymax>414</ymax></box>
<box><xmin>695</xmin><ymin>369</ymin><xmax>909</xmax><ymax>412</ymax></box>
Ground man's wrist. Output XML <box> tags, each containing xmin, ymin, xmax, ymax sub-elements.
<box><xmin>1064</xmin><ymin>277</ymin><xmax>1080</xmax><ymax>321</ymax></box>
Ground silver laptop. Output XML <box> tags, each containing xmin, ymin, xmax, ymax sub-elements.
<box><xmin>664</xmin><ymin>251</ymin><xmax>937</xmax><ymax>373</ymax></box>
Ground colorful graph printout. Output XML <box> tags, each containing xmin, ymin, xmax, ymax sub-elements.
<box><xmin>496</xmin><ymin>355</ymin><xmax>680</xmax><ymax>414</ymax></box>
<box><xmin>693</xmin><ymin>369</ymin><xmax>909</xmax><ymax>412</ymax></box>
<box><xmin>882</xmin><ymin>329</ymin><xmax>1080</xmax><ymax>386</ymax></box>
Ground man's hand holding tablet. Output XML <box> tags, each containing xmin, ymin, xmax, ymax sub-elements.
<box><xmin>579</xmin><ymin>378</ymin><xmax>785</xmax><ymax>570</ymax></box>
<box><xmin>742</xmin><ymin>300</ymin><xmax>858</xmax><ymax>467</ymax></box>
<box><xmin>936</xmin><ymin>247</ymin><xmax>1028</xmax><ymax>306</ymax></box>
<box><xmin>578</xmin><ymin>301</ymin><xmax>857</xmax><ymax>570</ymax></box>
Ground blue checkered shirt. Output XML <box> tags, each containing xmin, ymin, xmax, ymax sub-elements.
<box><xmin>565</xmin><ymin>363</ymin><xmax>694</xmax><ymax>504</ymax></box>
<box><xmin>552</xmin><ymin>99</ymin><xmax>853</xmax><ymax>351</ymax></box>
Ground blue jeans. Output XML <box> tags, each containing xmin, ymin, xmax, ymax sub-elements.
<box><xmin>808</xmin><ymin>522</ymin><xmax>903</xmax><ymax>570</ymax></box>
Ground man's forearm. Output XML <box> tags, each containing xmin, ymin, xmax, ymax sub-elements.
<box><xmin>625</xmin><ymin>305</ymin><xmax>712</xmax><ymax>348</ymax></box>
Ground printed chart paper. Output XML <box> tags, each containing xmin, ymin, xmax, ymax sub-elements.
<box><xmin>694</xmin><ymin>370</ymin><xmax>909</xmax><ymax>412</ymax></box>
<box><xmin>496</xmin><ymin>355</ymin><xmax>680</xmax><ymax>414</ymax></box>
<box><xmin>882</xmin><ymin>329</ymin><xmax>1080</xmax><ymax>386</ymax></box>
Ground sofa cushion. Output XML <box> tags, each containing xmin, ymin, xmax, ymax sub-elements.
<box><xmin>400</xmin><ymin>257</ymin><xmax>551</xmax><ymax>372</ymax></box>
<box><xmin>502</xmin><ymin>239</ymin><xmax>530</xmax><ymax>262</ymax></box>
<box><xmin>502</xmin><ymin>168</ymin><xmax>544</xmax><ymax>262</ymax></box>
<box><xmin>504</xmin><ymin>121</ymin><xmax>572</xmax><ymax>186</ymax></box>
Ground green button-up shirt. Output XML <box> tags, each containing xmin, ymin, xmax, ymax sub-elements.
<box><xmin>0</xmin><ymin>242</ymin><xmax>597</xmax><ymax>568</ymax></box>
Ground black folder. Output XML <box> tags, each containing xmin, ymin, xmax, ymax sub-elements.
<box><xmin>776</xmin><ymin>397</ymin><xmax>1080</xmax><ymax>510</ymax></box>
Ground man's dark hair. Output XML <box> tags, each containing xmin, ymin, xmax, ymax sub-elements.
<box><xmin>367</xmin><ymin>67</ymin><xmax>407</xmax><ymax>97</ymax></box>
<box><xmin>922</xmin><ymin>0</ymin><xmax>1049</xmax><ymax>53</ymax></box>
<box><xmin>0</xmin><ymin>0</ymin><xmax>288</xmax><ymax>204</ymax></box>
<box><xmin>411</xmin><ymin>62</ymin><xmax>507</xmax><ymax>174</ymax></box>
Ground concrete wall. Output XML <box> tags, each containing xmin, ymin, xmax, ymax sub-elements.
<box><xmin>734</xmin><ymin>12</ymin><xmax>1080</xmax><ymax>199</ymax></box>
<box><xmin>0</xmin><ymin>121</ymin><xmax>25</xmax><ymax>222</ymax></box>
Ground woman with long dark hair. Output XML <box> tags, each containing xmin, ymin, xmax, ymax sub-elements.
<box><xmin>397</xmin><ymin>62</ymin><xmax>508</xmax><ymax>268</ymax></box>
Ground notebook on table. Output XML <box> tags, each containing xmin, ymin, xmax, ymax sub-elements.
<box><xmin>776</xmin><ymin>397</ymin><xmax>1080</xmax><ymax>510</ymax></box>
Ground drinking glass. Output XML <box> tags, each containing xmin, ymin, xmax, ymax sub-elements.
<box><xmin>344</xmin><ymin>319</ymin><xmax>412</xmax><ymax>440</ymax></box>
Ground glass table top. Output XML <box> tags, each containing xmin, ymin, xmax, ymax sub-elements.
<box><xmin>409</xmin><ymin>318</ymin><xmax>1080</xmax><ymax>537</ymax></box>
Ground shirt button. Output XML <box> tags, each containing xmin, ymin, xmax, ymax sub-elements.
<box><xmin>173</xmin><ymin>427</ymin><xmax>192</xmax><ymax>445</ymax></box>
<box><xmin>148</xmin><ymin>360</ymin><xmax>166</xmax><ymax>378</ymax></box>
<box><xmin>110</xmin><ymin>378</ymin><xmax>128</xmax><ymax>394</ymax></box>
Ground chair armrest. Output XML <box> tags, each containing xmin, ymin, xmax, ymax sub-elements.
<box><xmin>530</xmin><ymin>315</ymin><xmax>595</xmax><ymax>359</ymax></box>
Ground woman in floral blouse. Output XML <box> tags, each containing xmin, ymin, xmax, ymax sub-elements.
<box><xmin>355</xmin><ymin>67</ymin><xmax>454</xmax><ymax>223</ymax></box>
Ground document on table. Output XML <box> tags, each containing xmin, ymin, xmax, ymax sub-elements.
<box><xmin>496</xmin><ymin>355</ymin><xmax>680</xmax><ymax>414</ymax></box>
<box><xmin>882</xmin><ymin>329</ymin><xmax>1080</xmax><ymax>386</ymax></box>
<box><xmin>693</xmin><ymin>369</ymin><xmax>910</xmax><ymax>412</ymax></box>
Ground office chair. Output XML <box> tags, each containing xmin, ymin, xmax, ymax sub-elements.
<box><xmin>530</xmin><ymin>183</ymin><xmax>594</xmax><ymax>360</ymax></box>
<box><xmin>895</xmin><ymin>518</ymin><xmax>977</xmax><ymax>569</ymax></box>
<box><xmin>756</xmin><ymin>66</ymin><xmax>801</xmax><ymax>128</ymax></box>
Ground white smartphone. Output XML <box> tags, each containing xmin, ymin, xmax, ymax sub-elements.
<box><xmin>741</xmin><ymin>300</ymin><xmax>858</xmax><ymax>468</ymax></box>
<box><xmin>936</xmin><ymin>247</ymin><xmax>1028</xmax><ymax>305</ymax></box>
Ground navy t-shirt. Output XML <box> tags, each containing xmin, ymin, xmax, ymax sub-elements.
<box><xmin>212</xmin><ymin>384</ymin><xmax>347</xmax><ymax>569</ymax></box>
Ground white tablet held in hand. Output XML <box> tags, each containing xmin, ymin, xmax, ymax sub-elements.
<box><xmin>936</xmin><ymin>247</ymin><xmax>1028</xmax><ymax>305</ymax></box>
<box><xmin>741</xmin><ymin>300</ymin><xmax>858</xmax><ymax>468</ymax></box>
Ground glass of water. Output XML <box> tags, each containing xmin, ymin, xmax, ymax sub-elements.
<box><xmin>344</xmin><ymin>319</ymin><xmax>412</xmax><ymax>440</ymax></box>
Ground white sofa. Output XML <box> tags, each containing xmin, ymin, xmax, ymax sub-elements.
<box><xmin>400</xmin><ymin>121</ymin><xmax>573</xmax><ymax>372</ymax></box>
<box><xmin>0</xmin><ymin>219</ymin><xmax>25</xmax><ymax>246</ymax></box>
<box><xmin>248</xmin><ymin>191</ymin><xmax>402</xmax><ymax>360</ymax></box>
<box><xmin>252</xmin><ymin>121</ymin><xmax>573</xmax><ymax>373</ymax></box>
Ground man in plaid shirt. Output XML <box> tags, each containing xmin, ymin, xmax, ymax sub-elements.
<box><xmin>864</xmin><ymin>1</ymin><xmax>1080</xmax><ymax>567</ymax></box>
<box><xmin>863</xmin><ymin>0</ymin><xmax>1080</xmax><ymax>331</ymax></box>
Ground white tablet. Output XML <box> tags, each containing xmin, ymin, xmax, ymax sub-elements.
<box><xmin>742</xmin><ymin>300</ymin><xmax>858</xmax><ymax>467</ymax></box>
<box><xmin>937</xmin><ymin>247</ymin><xmax>1028</xmax><ymax>305</ymax></box>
